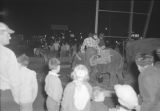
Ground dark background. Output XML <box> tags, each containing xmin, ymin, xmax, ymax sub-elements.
<box><xmin>1</xmin><ymin>0</ymin><xmax>160</xmax><ymax>38</ymax></box>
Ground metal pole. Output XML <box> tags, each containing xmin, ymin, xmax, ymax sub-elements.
<box><xmin>99</xmin><ymin>9</ymin><xmax>147</xmax><ymax>15</ymax></box>
<box><xmin>143</xmin><ymin>0</ymin><xmax>154</xmax><ymax>38</ymax></box>
<box><xmin>95</xmin><ymin>0</ymin><xmax>99</xmax><ymax>34</ymax></box>
<box><xmin>128</xmin><ymin>0</ymin><xmax>134</xmax><ymax>39</ymax></box>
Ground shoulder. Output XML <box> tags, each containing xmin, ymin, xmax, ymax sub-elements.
<box><xmin>23</xmin><ymin>67</ymin><xmax>37</xmax><ymax>77</ymax></box>
<box><xmin>144</xmin><ymin>66</ymin><xmax>159</xmax><ymax>74</ymax></box>
<box><xmin>65</xmin><ymin>82</ymin><xmax>75</xmax><ymax>90</ymax></box>
<box><xmin>143</xmin><ymin>66</ymin><xmax>160</xmax><ymax>80</ymax></box>
<box><xmin>85</xmin><ymin>82</ymin><xmax>92</xmax><ymax>91</ymax></box>
<box><xmin>3</xmin><ymin>46</ymin><xmax>16</xmax><ymax>58</ymax></box>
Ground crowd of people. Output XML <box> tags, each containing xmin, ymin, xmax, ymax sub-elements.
<box><xmin>1</xmin><ymin>22</ymin><xmax>160</xmax><ymax>111</ymax></box>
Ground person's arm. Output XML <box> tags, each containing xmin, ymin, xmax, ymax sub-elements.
<box><xmin>80</xmin><ymin>39</ymin><xmax>87</xmax><ymax>53</ymax></box>
<box><xmin>52</xmin><ymin>77</ymin><xmax>63</xmax><ymax>103</ymax></box>
<box><xmin>32</xmin><ymin>72</ymin><xmax>38</xmax><ymax>102</ymax></box>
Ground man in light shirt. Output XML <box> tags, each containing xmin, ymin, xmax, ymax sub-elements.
<box><xmin>0</xmin><ymin>22</ymin><xmax>21</xmax><ymax>110</ymax></box>
<box><xmin>80</xmin><ymin>33</ymin><xmax>100</xmax><ymax>53</ymax></box>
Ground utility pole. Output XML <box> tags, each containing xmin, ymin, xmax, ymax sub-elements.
<box><xmin>128</xmin><ymin>0</ymin><xmax>134</xmax><ymax>39</ymax></box>
<box><xmin>95</xmin><ymin>0</ymin><xmax>99</xmax><ymax>34</ymax></box>
<box><xmin>143</xmin><ymin>0</ymin><xmax>154</xmax><ymax>38</ymax></box>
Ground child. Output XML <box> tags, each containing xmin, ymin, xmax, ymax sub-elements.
<box><xmin>61</xmin><ymin>64</ymin><xmax>92</xmax><ymax>111</ymax></box>
<box><xmin>45</xmin><ymin>57</ymin><xmax>63</xmax><ymax>111</ymax></box>
<box><xmin>17</xmin><ymin>54</ymin><xmax>38</xmax><ymax>111</ymax></box>
<box><xmin>91</xmin><ymin>86</ymin><xmax>113</xmax><ymax>111</ymax></box>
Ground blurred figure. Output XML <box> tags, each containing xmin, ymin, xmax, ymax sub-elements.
<box><xmin>135</xmin><ymin>53</ymin><xmax>160</xmax><ymax>111</ymax></box>
<box><xmin>98</xmin><ymin>33</ymin><xmax>106</xmax><ymax>49</ymax></box>
<box><xmin>80</xmin><ymin>33</ymin><xmax>100</xmax><ymax>53</ymax></box>
<box><xmin>53</xmin><ymin>41</ymin><xmax>60</xmax><ymax>57</ymax></box>
<box><xmin>0</xmin><ymin>22</ymin><xmax>21</xmax><ymax>110</ymax></box>
<box><xmin>90</xmin><ymin>86</ymin><xmax>113</xmax><ymax>111</ymax></box>
<box><xmin>17</xmin><ymin>54</ymin><xmax>38</xmax><ymax>111</ymax></box>
<box><xmin>114</xmin><ymin>84</ymin><xmax>140</xmax><ymax>111</ymax></box>
<box><xmin>45</xmin><ymin>58</ymin><xmax>63</xmax><ymax>111</ymax></box>
<box><xmin>155</xmin><ymin>47</ymin><xmax>160</xmax><ymax>68</ymax></box>
<box><xmin>61</xmin><ymin>64</ymin><xmax>92</xmax><ymax>111</ymax></box>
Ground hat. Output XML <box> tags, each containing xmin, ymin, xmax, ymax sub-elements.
<box><xmin>0</xmin><ymin>22</ymin><xmax>15</xmax><ymax>34</ymax></box>
<box><xmin>114</xmin><ymin>84</ymin><xmax>138</xmax><ymax>109</ymax></box>
<box><xmin>135</xmin><ymin>53</ymin><xmax>153</xmax><ymax>66</ymax></box>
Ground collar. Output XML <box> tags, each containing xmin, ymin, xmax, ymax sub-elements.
<box><xmin>48</xmin><ymin>70</ymin><xmax>60</xmax><ymax>77</ymax></box>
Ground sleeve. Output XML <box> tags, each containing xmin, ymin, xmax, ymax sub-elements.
<box><xmin>32</xmin><ymin>72</ymin><xmax>38</xmax><ymax>102</ymax></box>
<box><xmin>52</xmin><ymin>78</ymin><xmax>63</xmax><ymax>103</ymax></box>
<box><xmin>86</xmin><ymin>83</ymin><xmax>92</xmax><ymax>99</ymax></box>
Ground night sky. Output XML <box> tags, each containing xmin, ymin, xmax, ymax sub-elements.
<box><xmin>1</xmin><ymin>0</ymin><xmax>160</xmax><ymax>38</ymax></box>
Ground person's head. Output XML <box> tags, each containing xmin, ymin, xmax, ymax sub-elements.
<box><xmin>135</xmin><ymin>53</ymin><xmax>154</xmax><ymax>72</ymax></box>
<box><xmin>0</xmin><ymin>22</ymin><xmax>14</xmax><ymax>46</ymax></box>
<box><xmin>48</xmin><ymin>57</ymin><xmax>60</xmax><ymax>73</ymax></box>
<box><xmin>92</xmin><ymin>33</ymin><xmax>98</xmax><ymax>39</ymax></box>
<box><xmin>92</xmin><ymin>86</ymin><xmax>105</xmax><ymax>102</ymax></box>
<box><xmin>71</xmin><ymin>64</ymin><xmax>89</xmax><ymax>81</ymax></box>
<box><xmin>17</xmin><ymin>54</ymin><xmax>30</xmax><ymax>67</ymax></box>
<box><xmin>99</xmin><ymin>33</ymin><xmax>104</xmax><ymax>39</ymax></box>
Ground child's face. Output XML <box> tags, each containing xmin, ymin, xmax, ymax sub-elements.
<box><xmin>56</xmin><ymin>65</ymin><xmax>60</xmax><ymax>73</ymax></box>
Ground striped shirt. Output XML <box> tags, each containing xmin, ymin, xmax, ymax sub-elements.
<box><xmin>81</xmin><ymin>37</ymin><xmax>100</xmax><ymax>53</ymax></box>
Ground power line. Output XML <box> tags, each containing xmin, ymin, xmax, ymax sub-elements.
<box><xmin>99</xmin><ymin>9</ymin><xmax>148</xmax><ymax>15</ymax></box>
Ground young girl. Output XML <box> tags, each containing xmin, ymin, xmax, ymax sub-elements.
<box><xmin>61</xmin><ymin>64</ymin><xmax>92</xmax><ymax>111</ymax></box>
<box><xmin>17</xmin><ymin>54</ymin><xmax>38</xmax><ymax>111</ymax></box>
<box><xmin>45</xmin><ymin>57</ymin><xmax>63</xmax><ymax>111</ymax></box>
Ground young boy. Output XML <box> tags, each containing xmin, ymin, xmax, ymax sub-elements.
<box><xmin>45</xmin><ymin>57</ymin><xmax>63</xmax><ymax>111</ymax></box>
<box><xmin>61</xmin><ymin>64</ymin><xmax>92</xmax><ymax>111</ymax></box>
<box><xmin>17</xmin><ymin>54</ymin><xmax>38</xmax><ymax>111</ymax></box>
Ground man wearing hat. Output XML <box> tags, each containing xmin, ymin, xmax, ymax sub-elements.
<box><xmin>135</xmin><ymin>53</ymin><xmax>160</xmax><ymax>111</ymax></box>
<box><xmin>0</xmin><ymin>22</ymin><xmax>21</xmax><ymax>110</ymax></box>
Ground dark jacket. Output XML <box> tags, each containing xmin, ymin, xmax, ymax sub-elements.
<box><xmin>138</xmin><ymin>66</ymin><xmax>160</xmax><ymax>111</ymax></box>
